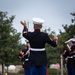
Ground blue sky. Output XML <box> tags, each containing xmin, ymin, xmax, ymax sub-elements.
<box><xmin>0</xmin><ymin>0</ymin><xmax>75</xmax><ymax>43</ymax></box>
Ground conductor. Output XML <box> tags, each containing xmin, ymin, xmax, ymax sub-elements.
<box><xmin>20</xmin><ymin>18</ymin><xmax>58</xmax><ymax>75</ymax></box>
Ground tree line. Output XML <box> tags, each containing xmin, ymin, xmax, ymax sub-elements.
<box><xmin>0</xmin><ymin>11</ymin><xmax>75</xmax><ymax>67</ymax></box>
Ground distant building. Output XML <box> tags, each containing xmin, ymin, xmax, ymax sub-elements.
<box><xmin>49</xmin><ymin>63</ymin><xmax>60</xmax><ymax>69</ymax></box>
<box><xmin>15</xmin><ymin>65</ymin><xmax>23</xmax><ymax>71</ymax></box>
<box><xmin>8</xmin><ymin>65</ymin><xmax>16</xmax><ymax>71</ymax></box>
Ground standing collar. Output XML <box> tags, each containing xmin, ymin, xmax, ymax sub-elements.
<box><xmin>34</xmin><ymin>29</ymin><xmax>40</xmax><ymax>32</ymax></box>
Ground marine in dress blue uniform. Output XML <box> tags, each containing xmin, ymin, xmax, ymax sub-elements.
<box><xmin>20</xmin><ymin>18</ymin><xmax>58</xmax><ymax>75</ymax></box>
<box><xmin>70</xmin><ymin>40</ymin><xmax>75</xmax><ymax>75</ymax></box>
<box><xmin>63</xmin><ymin>37</ymin><xmax>75</xmax><ymax>75</ymax></box>
<box><xmin>62</xmin><ymin>47</ymin><xmax>73</xmax><ymax>75</ymax></box>
<box><xmin>18</xmin><ymin>41</ymin><xmax>30</xmax><ymax>75</ymax></box>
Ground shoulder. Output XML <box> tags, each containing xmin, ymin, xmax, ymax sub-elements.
<box><xmin>40</xmin><ymin>32</ymin><xmax>48</xmax><ymax>35</ymax></box>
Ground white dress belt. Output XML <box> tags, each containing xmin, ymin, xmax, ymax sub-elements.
<box><xmin>67</xmin><ymin>56</ymin><xmax>73</xmax><ymax>58</ymax></box>
<box><xmin>30</xmin><ymin>48</ymin><xmax>45</xmax><ymax>51</ymax></box>
<box><xmin>73</xmin><ymin>55</ymin><xmax>75</xmax><ymax>57</ymax></box>
<box><xmin>25</xmin><ymin>58</ymin><xmax>29</xmax><ymax>61</ymax></box>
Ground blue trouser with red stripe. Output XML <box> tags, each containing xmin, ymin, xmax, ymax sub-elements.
<box><xmin>67</xmin><ymin>68</ymin><xmax>75</xmax><ymax>75</ymax></box>
<box><xmin>30</xmin><ymin>65</ymin><xmax>46</xmax><ymax>75</ymax></box>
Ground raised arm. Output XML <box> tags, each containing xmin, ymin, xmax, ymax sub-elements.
<box><xmin>20</xmin><ymin>20</ymin><xmax>29</xmax><ymax>39</ymax></box>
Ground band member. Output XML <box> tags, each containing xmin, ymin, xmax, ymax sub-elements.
<box><xmin>62</xmin><ymin>46</ymin><xmax>72</xmax><ymax>75</ymax></box>
<box><xmin>70</xmin><ymin>40</ymin><xmax>75</xmax><ymax>75</ymax></box>
<box><xmin>63</xmin><ymin>37</ymin><xmax>75</xmax><ymax>75</ymax></box>
<box><xmin>20</xmin><ymin>18</ymin><xmax>58</xmax><ymax>75</ymax></box>
<box><xmin>18</xmin><ymin>41</ymin><xmax>30</xmax><ymax>75</ymax></box>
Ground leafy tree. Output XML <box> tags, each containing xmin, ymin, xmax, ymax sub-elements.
<box><xmin>57</xmin><ymin>12</ymin><xmax>75</xmax><ymax>66</ymax></box>
<box><xmin>0</xmin><ymin>11</ymin><xmax>24</xmax><ymax>66</ymax></box>
<box><xmin>45</xmin><ymin>12</ymin><xmax>75</xmax><ymax>66</ymax></box>
<box><xmin>59</xmin><ymin>12</ymin><xmax>75</xmax><ymax>45</ymax></box>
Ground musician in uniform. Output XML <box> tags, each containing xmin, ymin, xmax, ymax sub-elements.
<box><xmin>20</xmin><ymin>18</ymin><xmax>58</xmax><ymax>75</ymax></box>
<box><xmin>62</xmin><ymin>46</ymin><xmax>72</xmax><ymax>75</ymax></box>
<box><xmin>62</xmin><ymin>37</ymin><xmax>75</xmax><ymax>75</ymax></box>
<box><xmin>18</xmin><ymin>40</ymin><xmax>30</xmax><ymax>75</ymax></box>
<box><xmin>70</xmin><ymin>40</ymin><xmax>75</xmax><ymax>75</ymax></box>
